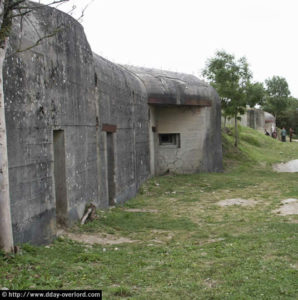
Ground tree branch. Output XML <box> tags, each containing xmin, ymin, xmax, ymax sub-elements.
<box><xmin>6</xmin><ymin>26</ymin><xmax>63</xmax><ymax>57</ymax></box>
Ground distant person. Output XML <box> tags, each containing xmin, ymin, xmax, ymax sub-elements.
<box><xmin>289</xmin><ymin>128</ymin><xmax>294</xmax><ymax>142</ymax></box>
<box><xmin>281</xmin><ymin>127</ymin><xmax>287</xmax><ymax>142</ymax></box>
<box><xmin>271</xmin><ymin>131</ymin><xmax>277</xmax><ymax>139</ymax></box>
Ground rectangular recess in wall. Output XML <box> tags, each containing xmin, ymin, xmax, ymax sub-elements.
<box><xmin>106</xmin><ymin>132</ymin><xmax>116</xmax><ymax>206</ymax></box>
<box><xmin>53</xmin><ymin>130</ymin><xmax>67</xmax><ymax>226</ymax></box>
<box><xmin>159</xmin><ymin>133</ymin><xmax>180</xmax><ymax>148</ymax></box>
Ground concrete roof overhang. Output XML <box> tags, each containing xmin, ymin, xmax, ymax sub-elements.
<box><xmin>123</xmin><ymin>66</ymin><xmax>218</xmax><ymax>107</ymax></box>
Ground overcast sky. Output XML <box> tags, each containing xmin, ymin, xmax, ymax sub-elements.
<box><xmin>42</xmin><ymin>0</ymin><xmax>298</xmax><ymax>97</ymax></box>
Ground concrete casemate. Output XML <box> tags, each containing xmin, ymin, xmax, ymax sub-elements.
<box><xmin>3</xmin><ymin>3</ymin><xmax>222</xmax><ymax>245</ymax></box>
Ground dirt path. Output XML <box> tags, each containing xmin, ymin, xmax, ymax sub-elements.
<box><xmin>217</xmin><ymin>198</ymin><xmax>256</xmax><ymax>207</ymax></box>
<box><xmin>57</xmin><ymin>229</ymin><xmax>137</xmax><ymax>245</ymax></box>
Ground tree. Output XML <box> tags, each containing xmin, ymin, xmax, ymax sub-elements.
<box><xmin>0</xmin><ymin>0</ymin><xmax>75</xmax><ymax>253</ymax></box>
<box><xmin>262</xmin><ymin>76</ymin><xmax>291</xmax><ymax>121</ymax></box>
<box><xmin>246</xmin><ymin>81</ymin><xmax>266</xmax><ymax>108</ymax></box>
<box><xmin>202</xmin><ymin>50</ymin><xmax>253</xmax><ymax>147</ymax></box>
<box><xmin>277</xmin><ymin>97</ymin><xmax>298</xmax><ymax>132</ymax></box>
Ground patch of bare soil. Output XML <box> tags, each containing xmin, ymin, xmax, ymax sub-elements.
<box><xmin>273</xmin><ymin>160</ymin><xmax>298</xmax><ymax>173</ymax></box>
<box><xmin>122</xmin><ymin>208</ymin><xmax>159</xmax><ymax>213</ymax></box>
<box><xmin>199</xmin><ymin>238</ymin><xmax>225</xmax><ymax>246</ymax></box>
<box><xmin>217</xmin><ymin>198</ymin><xmax>257</xmax><ymax>207</ymax></box>
<box><xmin>148</xmin><ymin>229</ymin><xmax>174</xmax><ymax>244</ymax></box>
<box><xmin>57</xmin><ymin>230</ymin><xmax>137</xmax><ymax>245</ymax></box>
<box><xmin>273</xmin><ymin>199</ymin><xmax>298</xmax><ymax>216</ymax></box>
<box><xmin>203</xmin><ymin>278</ymin><xmax>219</xmax><ymax>289</ymax></box>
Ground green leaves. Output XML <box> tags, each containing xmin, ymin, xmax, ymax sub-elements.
<box><xmin>263</xmin><ymin>76</ymin><xmax>291</xmax><ymax>119</ymax></box>
<box><xmin>265</xmin><ymin>76</ymin><xmax>290</xmax><ymax>99</ymax></box>
<box><xmin>202</xmin><ymin>50</ymin><xmax>260</xmax><ymax>147</ymax></box>
<box><xmin>202</xmin><ymin>50</ymin><xmax>255</xmax><ymax>117</ymax></box>
<box><xmin>246</xmin><ymin>81</ymin><xmax>266</xmax><ymax>107</ymax></box>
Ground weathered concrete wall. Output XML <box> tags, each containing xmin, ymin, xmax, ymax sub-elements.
<box><xmin>149</xmin><ymin>106</ymin><xmax>157</xmax><ymax>175</ymax></box>
<box><xmin>93</xmin><ymin>56</ymin><xmax>150</xmax><ymax>206</ymax></box>
<box><xmin>264</xmin><ymin>112</ymin><xmax>276</xmax><ymax>134</ymax></box>
<box><xmin>127</xmin><ymin>67</ymin><xmax>223</xmax><ymax>174</ymax></box>
<box><xmin>225</xmin><ymin>108</ymin><xmax>267</xmax><ymax>133</ymax></box>
<box><xmin>3</xmin><ymin>4</ymin><xmax>223</xmax><ymax>246</ymax></box>
<box><xmin>4</xmin><ymin>5</ymin><xmax>98</xmax><ymax>244</ymax></box>
<box><xmin>246</xmin><ymin>109</ymin><xmax>265</xmax><ymax>132</ymax></box>
<box><xmin>154</xmin><ymin>106</ymin><xmax>208</xmax><ymax>174</ymax></box>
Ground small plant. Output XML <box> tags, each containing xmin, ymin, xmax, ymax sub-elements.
<box><xmin>112</xmin><ymin>286</ymin><xmax>133</xmax><ymax>297</ymax></box>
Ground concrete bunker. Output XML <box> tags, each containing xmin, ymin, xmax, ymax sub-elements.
<box><xmin>227</xmin><ymin>108</ymin><xmax>276</xmax><ymax>134</ymax></box>
<box><xmin>3</xmin><ymin>4</ymin><xmax>223</xmax><ymax>245</ymax></box>
<box><xmin>264</xmin><ymin>112</ymin><xmax>276</xmax><ymax>135</ymax></box>
<box><xmin>126</xmin><ymin>66</ymin><xmax>223</xmax><ymax>175</ymax></box>
<box><xmin>153</xmin><ymin>106</ymin><xmax>209</xmax><ymax>174</ymax></box>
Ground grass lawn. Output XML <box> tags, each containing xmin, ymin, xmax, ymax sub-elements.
<box><xmin>1</xmin><ymin>126</ymin><xmax>298</xmax><ymax>299</ymax></box>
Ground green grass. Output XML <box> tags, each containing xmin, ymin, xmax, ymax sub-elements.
<box><xmin>1</xmin><ymin>126</ymin><xmax>298</xmax><ymax>299</ymax></box>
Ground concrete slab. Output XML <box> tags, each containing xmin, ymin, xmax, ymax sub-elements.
<box><xmin>273</xmin><ymin>160</ymin><xmax>298</xmax><ymax>172</ymax></box>
<box><xmin>273</xmin><ymin>198</ymin><xmax>298</xmax><ymax>216</ymax></box>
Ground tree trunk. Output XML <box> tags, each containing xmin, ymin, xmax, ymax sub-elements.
<box><xmin>275</xmin><ymin>112</ymin><xmax>277</xmax><ymax>125</ymax></box>
<box><xmin>0</xmin><ymin>40</ymin><xmax>14</xmax><ymax>253</ymax></box>
<box><xmin>234</xmin><ymin>113</ymin><xmax>238</xmax><ymax>147</ymax></box>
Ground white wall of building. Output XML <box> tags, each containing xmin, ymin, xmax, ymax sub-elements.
<box><xmin>151</xmin><ymin>106</ymin><xmax>210</xmax><ymax>175</ymax></box>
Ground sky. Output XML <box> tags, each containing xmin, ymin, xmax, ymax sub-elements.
<box><xmin>41</xmin><ymin>0</ymin><xmax>298</xmax><ymax>97</ymax></box>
